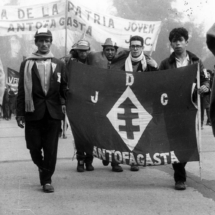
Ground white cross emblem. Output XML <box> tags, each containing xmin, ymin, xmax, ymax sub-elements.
<box><xmin>106</xmin><ymin>86</ymin><xmax>152</xmax><ymax>151</ymax></box>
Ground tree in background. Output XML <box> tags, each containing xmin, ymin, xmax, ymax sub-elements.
<box><xmin>113</xmin><ymin>0</ymin><xmax>212</xmax><ymax>69</ymax></box>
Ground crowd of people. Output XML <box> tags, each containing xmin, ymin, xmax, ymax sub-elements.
<box><xmin>15</xmin><ymin>27</ymin><xmax>213</xmax><ymax>193</ymax></box>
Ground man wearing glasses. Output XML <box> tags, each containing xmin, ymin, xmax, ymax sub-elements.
<box><xmin>88</xmin><ymin>36</ymin><xmax>157</xmax><ymax>172</ymax></box>
<box><xmin>122</xmin><ymin>35</ymin><xmax>158</xmax><ymax>171</ymax></box>
<box><xmin>122</xmin><ymin>35</ymin><xmax>158</xmax><ymax>73</ymax></box>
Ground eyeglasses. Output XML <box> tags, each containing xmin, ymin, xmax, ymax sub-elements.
<box><xmin>130</xmin><ymin>45</ymin><xmax>143</xmax><ymax>49</ymax></box>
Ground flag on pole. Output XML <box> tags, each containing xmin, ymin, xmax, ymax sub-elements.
<box><xmin>66</xmin><ymin>62</ymin><xmax>199</xmax><ymax>166</ymax></box>
<box><xmin>7</xmin><ymin>67</ymin><xmax>19</xmax><ymax>95</ymax></box>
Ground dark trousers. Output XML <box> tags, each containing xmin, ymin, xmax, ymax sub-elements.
<box><xmin>25</xmin><ymin>113</ymin><xmax>61</xmax><ymax>185</ymax></box>
<box><xmin>75</xmin><ymin>137</ymin><xmax>93</xmax><ymax>164</ymax></box>
<box><xmin>76</xmin><ymin>151</ymin><xmax>93</xmax><ymax>164</ymax></box>
<box><xmin>172</xmin><ymin>162</ymin><xmax>187</xmax><ymax>182</ymax></box>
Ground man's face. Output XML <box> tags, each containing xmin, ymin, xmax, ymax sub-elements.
<box><xmin>129</xmin><ymin>40</ymin><xmax>143</xmax><ymax>58</ymax></box>
<box><xmin>77</xmin><ymin>49</ymin><xmax>89</xmax><ymax>60</ymax></box>
<box><xmin>35</xmin><ymin>37</ymin><xmax>52</xmax><ymax>54</ymax></box>
<box><xmin>171</xmin><ymin>37</ymin><xmax>188</xmax><ymax>55</ymax></box>
<box><xmin>103</xmin><ymin>46</ymin><xmax>117</xmax><ymax>61</ymax></box>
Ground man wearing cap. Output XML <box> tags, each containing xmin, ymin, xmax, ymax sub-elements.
<box><xmin>16</xmin><ymin>28</ymin><xmax>67</xmax><ymax>193</ymax></box>
<box><xmin>67</xmin><ymin>39</ymin><xmax>95</xmax><ymax>173</ymax></box>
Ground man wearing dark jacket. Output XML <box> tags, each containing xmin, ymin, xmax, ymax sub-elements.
<box><xmin>16</xmin><ymin>28</ymin><xmax>67</xmax><ymax>193</ymax></box>
<box><xmin>159</xmin><ymin>27</ymin><xmax>209</xmax><ymax>190</ymax></box>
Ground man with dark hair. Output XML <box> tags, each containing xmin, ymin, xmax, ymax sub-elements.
<box><xmin>160</xmin><ymin>27</ymin><xmax>209</xmax><ymax>190</ymax></box>
<box><xmin>16</xmin><ymin>28</ymin><xmax>67</xmax><ymax>193</ymax></box>
<box><xmin>67</xmin><ymin>39</ymin><xmax>94</xmax><ymax>173</ymax></box>
<box><xmin>122</xmin><ymin>35</ymin><xmax>158</xmax><ymax>73</ymax></box>
<box><xmin>169</xmin><ymin>27</ymin><xmax>189</xmax><ymax>43</ymax></box>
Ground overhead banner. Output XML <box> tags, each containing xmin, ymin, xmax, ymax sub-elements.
<box><xmin>66</xmin><ymin>0</ymin><xmax>162</xmax><ymax>50</ymax></box>
<box><xmin>66</xmin><ymin>62</ymin><xmax>199</xmax><ymax>166</ymax></box>
<box><xmin>0</xmin><ymin>1</ymin><xmax>65</xmax><ymax>36</ymax></box>
<box><xmin>0</xmin><ymin>0</ymin><xmax>161</xmax><ymax>51</ymax></box>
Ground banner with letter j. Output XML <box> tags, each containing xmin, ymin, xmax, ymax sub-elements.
<box><xmin>66</xmin><ymin>62</ymin><xmax>199</xmax><ymax>167</ymax></box>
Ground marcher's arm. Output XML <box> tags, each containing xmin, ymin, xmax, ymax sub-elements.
<box><xmin>16</xmin><ymin>61</ymin><xmax>26</xmax><ymax>128</ymax></box>
<box><xmin>199</xmin><ymin>60</ymin><xmax>210</xmax><ymax>94</ymax></box>
<box><xmin>16</xmin><ymin>116</ymin><xmax>25</xmax><ymax>128</ymax></box>
<box><xmin>145</xmin><ymin>55</ymin><xmax>158</xmax><ymax>70</ymax></box>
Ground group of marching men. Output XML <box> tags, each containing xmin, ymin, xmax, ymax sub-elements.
<box><xmin>16</xmin><ymin>27</ymin><xmax>211</xmax><ymax>193</ymax></box>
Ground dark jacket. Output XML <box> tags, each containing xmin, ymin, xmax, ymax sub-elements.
<box><xmin>159</xmin><ymin>50</ymin><xmax>209</xmax><ymax>88</ymax></box>
<box><xmin>17</xmin><ymin>58</ymin><xmax>67</xmax><ymax>121</ymax></box>
<box><xmin>113</xmin><ymin>50</ymin><xmax>158</xmax><ymax>72</ymax></box>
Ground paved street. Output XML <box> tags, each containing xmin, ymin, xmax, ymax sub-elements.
<box><xmin>0</xmin><ymin>117</ymin><xmax>215</xmax><ymax>215</ymax></box>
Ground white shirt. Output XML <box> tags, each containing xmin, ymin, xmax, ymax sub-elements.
<box><xmin>175</xmin><ymin>55</ymin><xmax>189</xmax><ymax>68</ymax></box>
<box><xmin>36</xmin><ymin>60</ymin><xmax>52</xmax><ymax>95</ymax></box>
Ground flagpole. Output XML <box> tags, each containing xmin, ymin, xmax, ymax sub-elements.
<box><xmin>65</xmin><ymin>0</ymin><xmax>68</xmax><ymax>57</ymax></box>
<box><xmin>62</xmin><ymin>0</ymin><xmax>69</xmax><ymax>139</ymax></box>
<box><xmin>197</xmin><ymin>63</ymin><xmax>202</xmax><ymax>180</ymax></box>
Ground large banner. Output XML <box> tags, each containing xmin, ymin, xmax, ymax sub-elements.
<box><xmin>0</xmin><ymin>0</ymin><xmax>161</xmax><ymax>51</ymax></box>
<box><xmin>66</xmin><ymin>62</ymin><xmax>199</xmax><ymax>166</ymax></box>
<box><xmin>66</xmin><ymin>0</ymin><xmax>161</xmax><ymax>51</ymax></box>
<box><xmin>0</xmin><ymin>1</ymin><xmax>65</xmax><ymax>35</ymax></box>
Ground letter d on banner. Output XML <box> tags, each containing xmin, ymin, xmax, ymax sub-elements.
<box><xmin>126</xmin><ymin>73</ymin><xmax>134</xmax><ymax>86</ymax></box>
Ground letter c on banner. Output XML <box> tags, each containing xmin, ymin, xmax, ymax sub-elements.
<box><xmin>126</xmin><ymin>73</ymin><xmax>134</xmax><ymax>86</ymax></box>
<box><xmin>91</xmin><ymin>91</ymin><xmax>99</xmax><ymax>103</ymax></box>
<box><xmin>161</xmin><ymin>93</ymin><xmax>168</xmax><ymax>105</ymax></box>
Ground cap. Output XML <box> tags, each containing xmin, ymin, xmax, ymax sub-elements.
<box><xmin>34</xmin><ymin>28</ymin><xmax>52</xmax><ymax>38</ymax></box>
<box><xmin>75</xmin><ymin>40</ymin><xmax>90</xmax><ymax>50</ymax></box>
<box><xmin>102</xmin><ymin>38</ymin><xmax>118</xmax><ymax>48</ymax></box>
